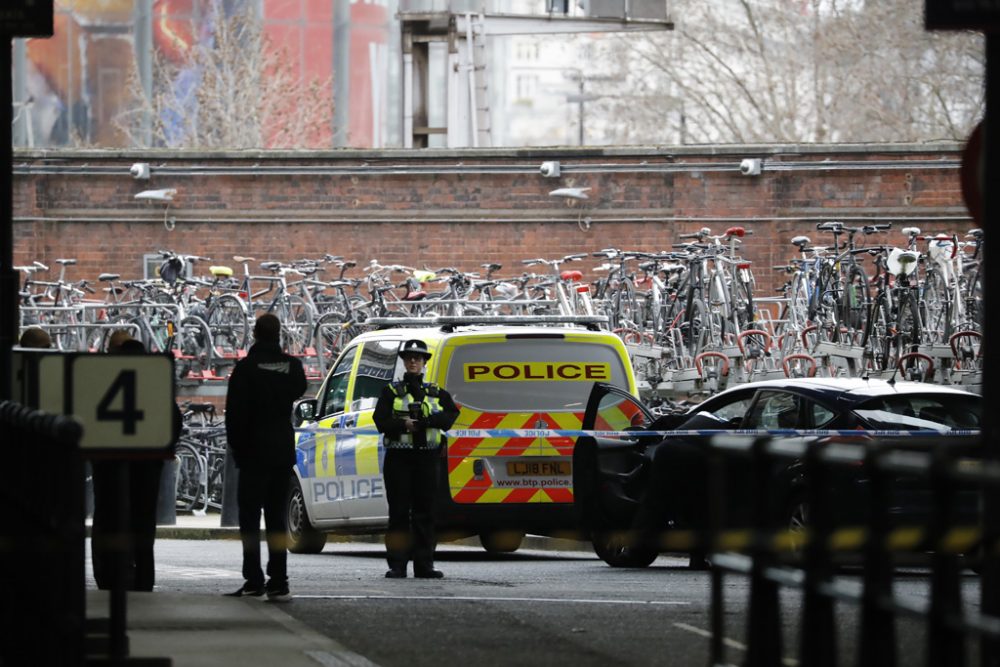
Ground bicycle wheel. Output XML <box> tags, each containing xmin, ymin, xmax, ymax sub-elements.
<box><xmin>920</xmin><ymin>270</ymin><xmax>951</xmax><ymax>344</ymax></box>
<box><xmin>47</xmin><ymin>307</ymin><xmax>84</xmax><ymax>351</ymax></box>
<box><xmin>964</xmin><ymin>265</ymin><xmax>983</xmax><ymax>331</ymax></box>
<box><xmin>841</xmin><ymin>265</ymin><xmax>870</xmax><ymax>341</ymax></box>
<box><xmin>610</xmin><ymin>281</ymin><xmax>639</xmax><ymax>330</ymax></box>
<box><xmin>207</xmin><ymin>294</ymin><xmax>249</xmax><ymax>356</ymax></box>
<box><xmin>861</xmin><ymin>293</ymin><xmax>892</xmax><ymax>371</ymax></box>
<box><xmin>808</xmin><ymin>264</ymin><xmax>835</xmax><ymax>324</ymax></box>
<box><xmin>732</xmin><ymin>273</ymin><xmax>755</xmax><ymax>332</ymax></box>
<box><xmin>893</xmin><ymin>291</ymin><xmax>921</xmax><ymax>361</ymax></box>
<box><xmin>685</xmin><ymin>298</ymin><xmax>711</xmax><ymax>356</ymax></box>
<box><xmin>174</xmin><ymin>440</ymin><xmax>205</xmax><ymax>512</ymax></box>
<box><xmin>272</xmin><ymin>294</ymin><xmax>314</xmax><ymax>355</ymax></box>
<box><xmin>205</xmin><ymin>448</ymin><xmax>227</xmax><ymax>510</ymax></box>
<box><xmin>175</xmin><ymin>315</ymin><xmax>213</xmax><ymax>378</ymax></box>
<box><xmin>313</xmin><ymin>311</ymin><xmax>359</xmax><ymax>365</ymax></box>
<box><xmin>789</xmin><ymin>273</ymin><xmax>811</xmax><ymax>331</ymax></box>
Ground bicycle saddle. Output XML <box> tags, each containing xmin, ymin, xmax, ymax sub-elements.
<box><xmin>790</xmin><ymin>236</ymin><xmax>811</xmax><ymax>248</ymax></box>
<box><xmin>560</xmin><ymin>270</ymin><xmax>583</xmax><ymax>282</ymax></box>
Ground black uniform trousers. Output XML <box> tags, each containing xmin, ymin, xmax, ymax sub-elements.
<box><xmin>237</xmin><ymin>464</ymin><xmax>291</xmax><ymax>587</ymax></box>
<box><xmin>91</xmin><ymin>459</ymin><xmax>164</xmax><ymax>591</ymax></box>
<box><xmin>383</xmin><ymin>448</ymin><xmax>439</xmax><ymax>573</ymax></box>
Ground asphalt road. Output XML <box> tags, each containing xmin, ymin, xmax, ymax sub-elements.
<box><xmin>131</xmin><ymin>539</ymin><xmax>984</xmax><ymax>667</ymax></box>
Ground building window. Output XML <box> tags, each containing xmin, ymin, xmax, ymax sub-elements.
<box><xmin>515</xmin><ymin>74</ymin><xmax>538</xmax><ymax>100</ymax></box>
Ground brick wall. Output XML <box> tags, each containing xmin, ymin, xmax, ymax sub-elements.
<box><xmin>13</xmin><ymin>145</ymin><xmax>973</xmax><ymax>297</ymax></box>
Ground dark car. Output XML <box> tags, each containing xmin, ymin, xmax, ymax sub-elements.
<box><xmin>572</xmin><ymin>377</ymin><xmax>982</xmax><ymax>567</ymax></box>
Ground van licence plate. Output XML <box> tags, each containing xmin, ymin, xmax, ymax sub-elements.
<box><xmin>506</xmin><ymin>461</ymin><xmax>571</xmax><ymax>477</ymax></box>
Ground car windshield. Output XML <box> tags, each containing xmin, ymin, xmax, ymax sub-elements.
<box><xmin>853</xmin><ymin>393</ymin><xmax>980</xmax><ymax>431</ymax></box>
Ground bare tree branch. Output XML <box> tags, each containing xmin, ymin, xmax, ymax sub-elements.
<box><xmin>115</xmin><ymin>0</ymin><xmax>333</xmax><ymax>149</ymax></box>
<box><xmin>595</xmin><ymin>0</ymin><xmax>983</xmax><ymax>145</ymax></box>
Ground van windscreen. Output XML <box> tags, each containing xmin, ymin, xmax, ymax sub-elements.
<box><xmin>444</xmin><ymin>339</ymin><xmax>629</xmax><ymax>411</ymax></box>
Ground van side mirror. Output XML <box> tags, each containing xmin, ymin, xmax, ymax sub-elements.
<box><xmin>294</xmin><ymin>399</ymin><xmax>317</xmax><ymax>424</ymax></box>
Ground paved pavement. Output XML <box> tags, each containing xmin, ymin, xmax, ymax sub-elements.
<box><xmin>85</xmin><ymin>512</ymin><xmax>590</xmax><ymax>666</ymax></box>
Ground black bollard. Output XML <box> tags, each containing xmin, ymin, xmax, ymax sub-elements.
<box><xmin>744</xmin><ymin>436</ymin><xmax>783</xmax><ymax>667</ymax></box>
<box><xmin>858</xmin><ymin>445</ymin><xmax>896</xmax><ymax>667</ymax></box>
<box><xmin>84</xmin><ymin>460</ymin><xmax>94</xmax><ymax>518</ymax></box>
<box><xmin>220</xmin><ymin>446</ymin><xmax>239</xmax><ymax>527</ymax></box>
<box><xmin>156</xmin><ymin>456</ymin><xmax>177</xmax><ymax>526</ymax></box>
<box><xmin>799</xmin><ymin>440</ymin><xmax>837</xmax><ymax>667</ymax></box>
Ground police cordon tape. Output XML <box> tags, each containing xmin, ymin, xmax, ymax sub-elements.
<box><xmin>293</xmin><ymin>426</ymin><xmax>981</xmax><ymax>438</ymax></box>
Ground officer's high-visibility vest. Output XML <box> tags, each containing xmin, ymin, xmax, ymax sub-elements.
<box><xmin>385</xmin><ymin>381</ymin><xmax>445</xmax><ymax>449</ymax></box>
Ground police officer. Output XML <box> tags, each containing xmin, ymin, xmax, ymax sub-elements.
<box><xmin>373</xmin><ymin>339</ymin><xmax>459</xmax><ymax>579</ymax></box>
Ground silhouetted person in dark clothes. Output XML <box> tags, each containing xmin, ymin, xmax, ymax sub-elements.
<box><xmin>91</xmin><ymin>334</ymin><xmax>179</xmax><ymax>591</ymax></box>
<box><xmin>225</xmin><ymin>314</ymin><xmax>307</xmax><ymax>601</ymax></box>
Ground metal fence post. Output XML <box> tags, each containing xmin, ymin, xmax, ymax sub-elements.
<box><xmin>706</xmin><ymin>439</ymin><xmax>726</xmax><ymax>667</ymax></box>
<box><xmin>927</xmin><ymin>444</ymin><xmax>965</xmax><ymax>666</ymax></box>
<box><xmin>859</xmin><ymin>445</ymin><xmax>896</xmax><ymax>667</ymax></box>
<box><xmin>799</xmin><ymin>439</ymin><xmax>836</xmax><ymax>667</ymax></box>
<box><xmin>156</xmin><ymin>456</ymin><xmax>177</xmax><ymax>525</ymax></box>
<box><xmin>745</xmin><ymin>436</ymin><xmax>783</xmax><ymax>667</ymax></box>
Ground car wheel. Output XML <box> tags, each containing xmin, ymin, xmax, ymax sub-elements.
<box><xmin>592</xmin><ymin>530</ymin><xmax>657</xmax><ymax>568</ymax></box>
<box><xmin>479</xmin><ymin>530</ymin><xmax>524</xmax><ymax>554</ymax></box>
<box><xmin>286</xmin><ymin>476</ymin><xmax>327</xmax><ymax>554</ymax></box>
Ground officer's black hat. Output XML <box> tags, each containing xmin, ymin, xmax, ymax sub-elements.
<box><xmin>399</xmin><ymin>339</ymin><xmax>432</xmax><ymax>360</ymax></box>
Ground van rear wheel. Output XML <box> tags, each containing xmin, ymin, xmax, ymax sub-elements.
<box><xmin>592</xmin><ymin>530</ymin><xmax>657</xmax><ymax>568</ymax></box>
<box><xmin>287</xmin><ymin>477</ymin><xmax>327</xmax><ymax>554</ymax></box>
<box><xmin>479</xmin><ymin>530</ymin><xmax>524</xmax><ymax>554</ymax></box>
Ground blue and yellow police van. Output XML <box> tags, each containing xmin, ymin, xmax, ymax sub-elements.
<box><xmin>287</xmin><ymin>315</ymin><xmax>639</xmax><ymax>554</ymax></box>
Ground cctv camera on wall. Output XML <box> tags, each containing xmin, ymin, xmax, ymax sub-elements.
<box><xmin>539</xmin><ymin>161</ymin><xmax>561</xmax><ymax>178</ymax></box>
<box><xmin>130</xmin><ymin>162</ymin><xmax>151</xmax><ymax>180</ymax></box>
<box><xmin>739</xmin><ymin>159</ymin><xmax>762</xmax><ymax>176</ymax></box>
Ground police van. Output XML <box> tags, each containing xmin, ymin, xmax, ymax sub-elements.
<box><xmin>287</xmin><ymin>315</ymin><xmax>639</xmax><ymax>554</ymax></box>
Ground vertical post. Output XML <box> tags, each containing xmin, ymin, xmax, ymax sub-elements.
<box><xmin>578</xmin><ymin>76</ymin><xmax>585</xmax><ymax>146</ymax></box>
<box><xmin>983</xmin><ymin>31</ymin><xmax>1000</xmax><ymax>667</ymax></box>
<box><xmin>799</xmin><ymin>440</ymin><xmax>836</xmax><ymax>667</ymax></box>
<box><xmin>109</xmin><ymin>461</ymin><xmax>130</xmax><ymax>660</ymax></box>
<box><xmin>858</xmin><ymin>445</ymin><xmax>896</xmax><ymax>667</ymax></box>
<box><xmin>464</xmin><ymin>13</ymin><xmax>478</xmax><ymax>147</ymax></box>
<box><xmin>12</xmin><ymin>39</ymin><xmax>27</xmax><ymax>147</ymax></box>
<box><xmin>706</xmin><ymin>441</ymin><xmax>725</xmax><ymax>666</ymax></box>
<box><xmin>333</xmin><ymin>0</ymin><xmax>351</xmax><ymax>147</ymax></box>
<box><xmin>134</xmin><ymin>0</ymin><xmax>154</xmax><ymax>147</ymax></box>
<box><xmin>1</xmin><ymin>36</ymin><xmax>15</xmax><ymax>402</ymax></box>
<box><xmin>402</xmin><ymin>26</ymin><xmax>414</xmax><ymax>149</ymax></box>
<box><xmin>744</xmin><ymin>437</ymin><xmax>782</xmax><ymax>667</ymax></box>
<box><xmin>927</xmin><ymin>444</ymin><xmax>965</xmax><ymax>667</ymax></box>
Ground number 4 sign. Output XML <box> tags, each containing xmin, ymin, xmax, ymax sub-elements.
<box><xmin>70</xmin><ymin>354</ymin><xmax>175</xmax><ymax>455</ymax></box>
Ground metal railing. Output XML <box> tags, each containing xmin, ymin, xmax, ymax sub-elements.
<box><xmin>703</xmin><ymin>434</ymin><xmax>992</xmax><ymax>667</ymax></box>
<box><xmin>0</xmin><ymin>400</ymin><xmax>84</xmax><ymax>666</ymax></box>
